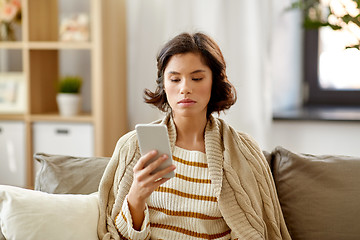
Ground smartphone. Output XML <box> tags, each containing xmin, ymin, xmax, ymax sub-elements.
<box><xmin>135</xmin><ymin>124</ymin><xmax>175</xmax><ymax>178</ymax></box>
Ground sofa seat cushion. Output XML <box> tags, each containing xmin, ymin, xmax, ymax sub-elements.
<box><xmin>0</xmin><ymin>185</ymin><xmax>99</xmax><ymax>240</ymax></box>
<box><xmin>34</xmin><ymin>153</ymin><xmax>110</xmax><ymax>194</ymax></box>
<box><xmin>271</xmin><ymin>146</ymin><xmax>360</xmax><ymax>240</ymax></box>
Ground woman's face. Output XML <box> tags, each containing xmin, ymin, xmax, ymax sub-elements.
<box><xmin>164</xmin><ymin>52</ymin><xmax>212</xmax><ymax>119</ymax></box>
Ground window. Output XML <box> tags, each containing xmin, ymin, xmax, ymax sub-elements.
<box><xmin>304</xmin><ymin>29</ymin><xmax>360</xmax><ymax>106</ymax></box>
<box><xmin>304</xmin><ymin>28</ymin><xmax>360</xmax><ymax>106</ymax></box>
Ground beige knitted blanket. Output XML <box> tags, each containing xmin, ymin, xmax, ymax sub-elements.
<box><xmin>97</xmin><ymin>114</ymin><xmax>291</xmax><ymax>239</ymax></box>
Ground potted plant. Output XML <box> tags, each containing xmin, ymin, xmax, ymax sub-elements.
<box><xmin>56</xmin><ymin>75</ymin><xmax>83</xmax><ymax>116</ymax></box>
<box><xmin>288</xmin><ymin>0</ymin><xmax>360</xmax><ymax>49</ymax></box>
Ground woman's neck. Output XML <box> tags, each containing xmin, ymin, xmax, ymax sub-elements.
<box><xmin>173</xmin><ymin>114</ymin><xmax>207</xmax><ymax>153</ymax></box>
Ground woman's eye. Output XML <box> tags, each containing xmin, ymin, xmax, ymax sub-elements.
<box><xmin>192</xmin><ymin>78</ymin><xmax>203</xmax><ymax>81</ymax></box>
<box><xmin>170</xmin><ymin>79</ymin><xmax>180</xmax><ymax>82</ymax></box>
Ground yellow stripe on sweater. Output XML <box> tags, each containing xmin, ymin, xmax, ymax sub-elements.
<box><xmin>120</xmin><ymin>210</ymin><xmax>127</xmax><ymax>223</ymax></box>
<box><xmin>151</xmin><ymin>223</ymin><xmax>231</xmax><ymax>239</ymax></box>
<box><xmin>155</xmin><ymin>186</ymin><xmax>217</xmax><ymax>202</ymax></box>
<box><xmin>148</xmin><ymin>206</ymin><xmax>222</xmax><ymax>220</ymax></box>
<box><xmin>175</xmin><ymin>173</ymin><xmax>211</xmax><ymax>184</ymax></box>
<box><xmin>173</xmin><ymin>155</ymin><xmax>208</xmax><ymax>168</ymax></box>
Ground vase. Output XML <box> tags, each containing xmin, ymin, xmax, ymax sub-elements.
<box><xmin>56</xmin><ymin>93</ymin><xmax>81</xmax><ymax>117</ymax></box>
<box><xmin>0</xmin><ymin>22</ymin><xmax>16</xmax><ymax>41</ymax></box>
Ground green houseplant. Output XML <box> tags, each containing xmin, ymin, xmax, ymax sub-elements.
<box><xmin>57</xmin><ymin>75</ymin><xmax>82</xmax><ymax>93</ymax></box>
<box><xmin>56</xmin><ymin>75</ymin><xmax>83</xmax><ymax>116</ymax></box>
<box><xmin>288</xmin><ymin>0</ymin><xmax>360</xmax><ymax>49</ymax></box>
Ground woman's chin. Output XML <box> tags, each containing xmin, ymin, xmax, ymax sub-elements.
<box><xmin>172</xmin><ymin>108</ymin><xmax>207</xmax><ymax>119</ymax></box>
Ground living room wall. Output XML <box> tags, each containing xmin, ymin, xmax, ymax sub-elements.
<box><xmin>125</xmin><ymin>0</ymin><xmax>360</xmax><ymax>157</ymax></box>
<box><xmin>269</xmin><ymin>121</ymin><xmax>360</xmax><ymax>156</ymax></box>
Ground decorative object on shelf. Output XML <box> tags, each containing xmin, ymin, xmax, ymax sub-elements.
<box><xmin>0</xmin><ymin>72</ymin><xmax>25</xmax><ymax>113</ymax></box>
<box><xmin>288</xmin><ymin>0</ymin><xmax>360</xmax><ymax>49</ymax></box>
<box><xmin>59</xmin><ymin>13</ymin><xmax>90</xmax><ymax>42</ymax></box>
<box><xmin>0</xmin><ymin>0</ymin><xmax>21</xmax><ymax>41</ymax></box>
<box><xmin>56</xmin><ymin>75</ymin><xmax>83</xmax><ymax>117</ymax></box>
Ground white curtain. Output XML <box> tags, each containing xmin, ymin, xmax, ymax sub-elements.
<box><xmin>126</xmin><ymin>0</ymin><xmax>276</xmax><ymax>149</ymax></box>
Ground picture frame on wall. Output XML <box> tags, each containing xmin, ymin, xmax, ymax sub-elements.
<box><xmin>0</xmin><ymin>72</ymin><xmax>26</xmax><ymax>114</ymax></box>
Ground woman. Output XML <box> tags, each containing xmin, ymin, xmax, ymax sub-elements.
<box><xmin>98</xmin><ymin>32</ymin><xmax>290</xmax><ymax>240</ymax></box>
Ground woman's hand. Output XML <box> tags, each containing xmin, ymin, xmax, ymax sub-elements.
<box><xmin>127</xmin><ymin>150</ymin><xmax>176</xmax><ymax>230</ymax></box>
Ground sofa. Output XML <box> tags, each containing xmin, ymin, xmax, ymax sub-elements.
<box><xmin>1</xmin><ymin>147</ymin><xmax>360</xmax><ymax>240</ymax></box>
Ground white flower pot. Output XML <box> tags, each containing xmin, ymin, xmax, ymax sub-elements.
<box><xmin>56</xmin><ymin>93</ymin><xmax>81</xmax><ymax>117</ymax></box>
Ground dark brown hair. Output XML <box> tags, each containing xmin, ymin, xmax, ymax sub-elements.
<box><xmin>144</xmin><ymin>32</ymin><xmax>237</xmax><ymax>116</ymax></box>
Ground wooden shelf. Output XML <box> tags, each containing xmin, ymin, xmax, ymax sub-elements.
<box><xmin>0</xmin><ymin>113</ymin><xmax>93</xmax><ymax>122</ymax></box>
<box><xmin>0</xmin><ymin>41</ymin><xmax>92</xmax><ymax>49</ymax></box>
<box><xmin>29</xmin><ymin>113</ymin><xmax>93</xmax><ymax>123</ymax></box>
<box><xmin>27</xmin><ymin>41</ymin><xmax>93</xmax><ymax>50</ymax></box>
<box><xmin>0</xmin><ymin>0</ymin><xmax>128</xmax><ymax>188</ymax></box>
<box><xmin>0</xmin><ymin>114</ymin><xmax>26</xmax><ymax>121</ymax></box>
<box><xmin>0</xmin><ymin>42</ymin><xmax>24</xmax><ymax>49</ymax></box>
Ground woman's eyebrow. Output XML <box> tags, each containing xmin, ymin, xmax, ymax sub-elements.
<box><xmin>167</xmin><ymin>70</ymin><xmax>206</xmax><ymax>75</ymax></box>
<box><xmin>167</xmin><ymin>71</ymin><xmax>180</xmax><ymax>75</ymax></box>
<box><xmin>191</xmin><ymin>70</ymin><xmax>206</xmax><ymax>74</ymax></box>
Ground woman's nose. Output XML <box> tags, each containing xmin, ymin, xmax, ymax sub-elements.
<box><xmin>180</xmin><ymin>79</ymin><xmax>192</xmax><ymax>94</ymax></box>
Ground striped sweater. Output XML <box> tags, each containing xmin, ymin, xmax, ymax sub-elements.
<box><xmin>97</xmin><ymin>114</ymin><xmax>291</xmax><ymax>240</ymax></box>
<box><xmin>115</xmin><ymin>146</ymin><xmax>234</xmax><ymax>239</ymax></box>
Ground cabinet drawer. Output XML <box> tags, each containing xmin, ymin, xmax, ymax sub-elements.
<box><xmin>33</xmin><ymin>122</ymin><xmax>94</xmax><ymax>157</ymax></box>
<box><xmin>0</xmin><ymin>121</ymin><xmax>26</xmax><ymax>187</ymax></box>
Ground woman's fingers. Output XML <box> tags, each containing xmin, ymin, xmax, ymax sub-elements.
<box><xmin>150</xmin><ymin>163</ymin><xmax>176</xmax><ymax>181</ymax></box>
<box><xmin>133</xmin><ymin>150</ymin><xmax>158</xmax><ymax>172</ymax></box>
<box><xmin>134</xmin><ymin>151</ymin><xmax>173</xmax><ymax>179</ymax></box>
<box><xmin>153</xmin><ymin>177</ymin><xmax>170</xmax><ymax>188</ymax></box>
<box><xmin>130</xmin><ymin>150</ymin><xmax>175</xmax><ymax>203</ymax></box>
<box><xmin>144</xmin><ymin>154</ymin><xmax>169</xmax><ymax>174</ymax></box>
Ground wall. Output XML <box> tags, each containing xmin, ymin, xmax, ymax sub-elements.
<box><xmin>268</xmin><ymin>120</ymin><xmax>360</xmax><ymax>156</ymax></box>
<box><xmin>124</xmin><ymin>0</ymin><xmax>360</xmax><ymax>157</ymax></box>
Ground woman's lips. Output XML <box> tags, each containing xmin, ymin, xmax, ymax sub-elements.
<box><xmin>178</xmin><ymin>99</ymin><xmax>196</xmax><ymax>107</ymax></box>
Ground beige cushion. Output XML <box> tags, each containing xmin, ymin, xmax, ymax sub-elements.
<box><xmin>0</xmin><ymin>185</ymin><xmax>99</xmax><ymax>240</ymax></box>
<box><xmin>34</xmin><ymin>153</ymin><xmax>110</xmax><ymax>194</ymax></box>
<box><xmin>271</xmin><ymin>146</ymin><xmax>360</xmax><ymax>240</ymax></box>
